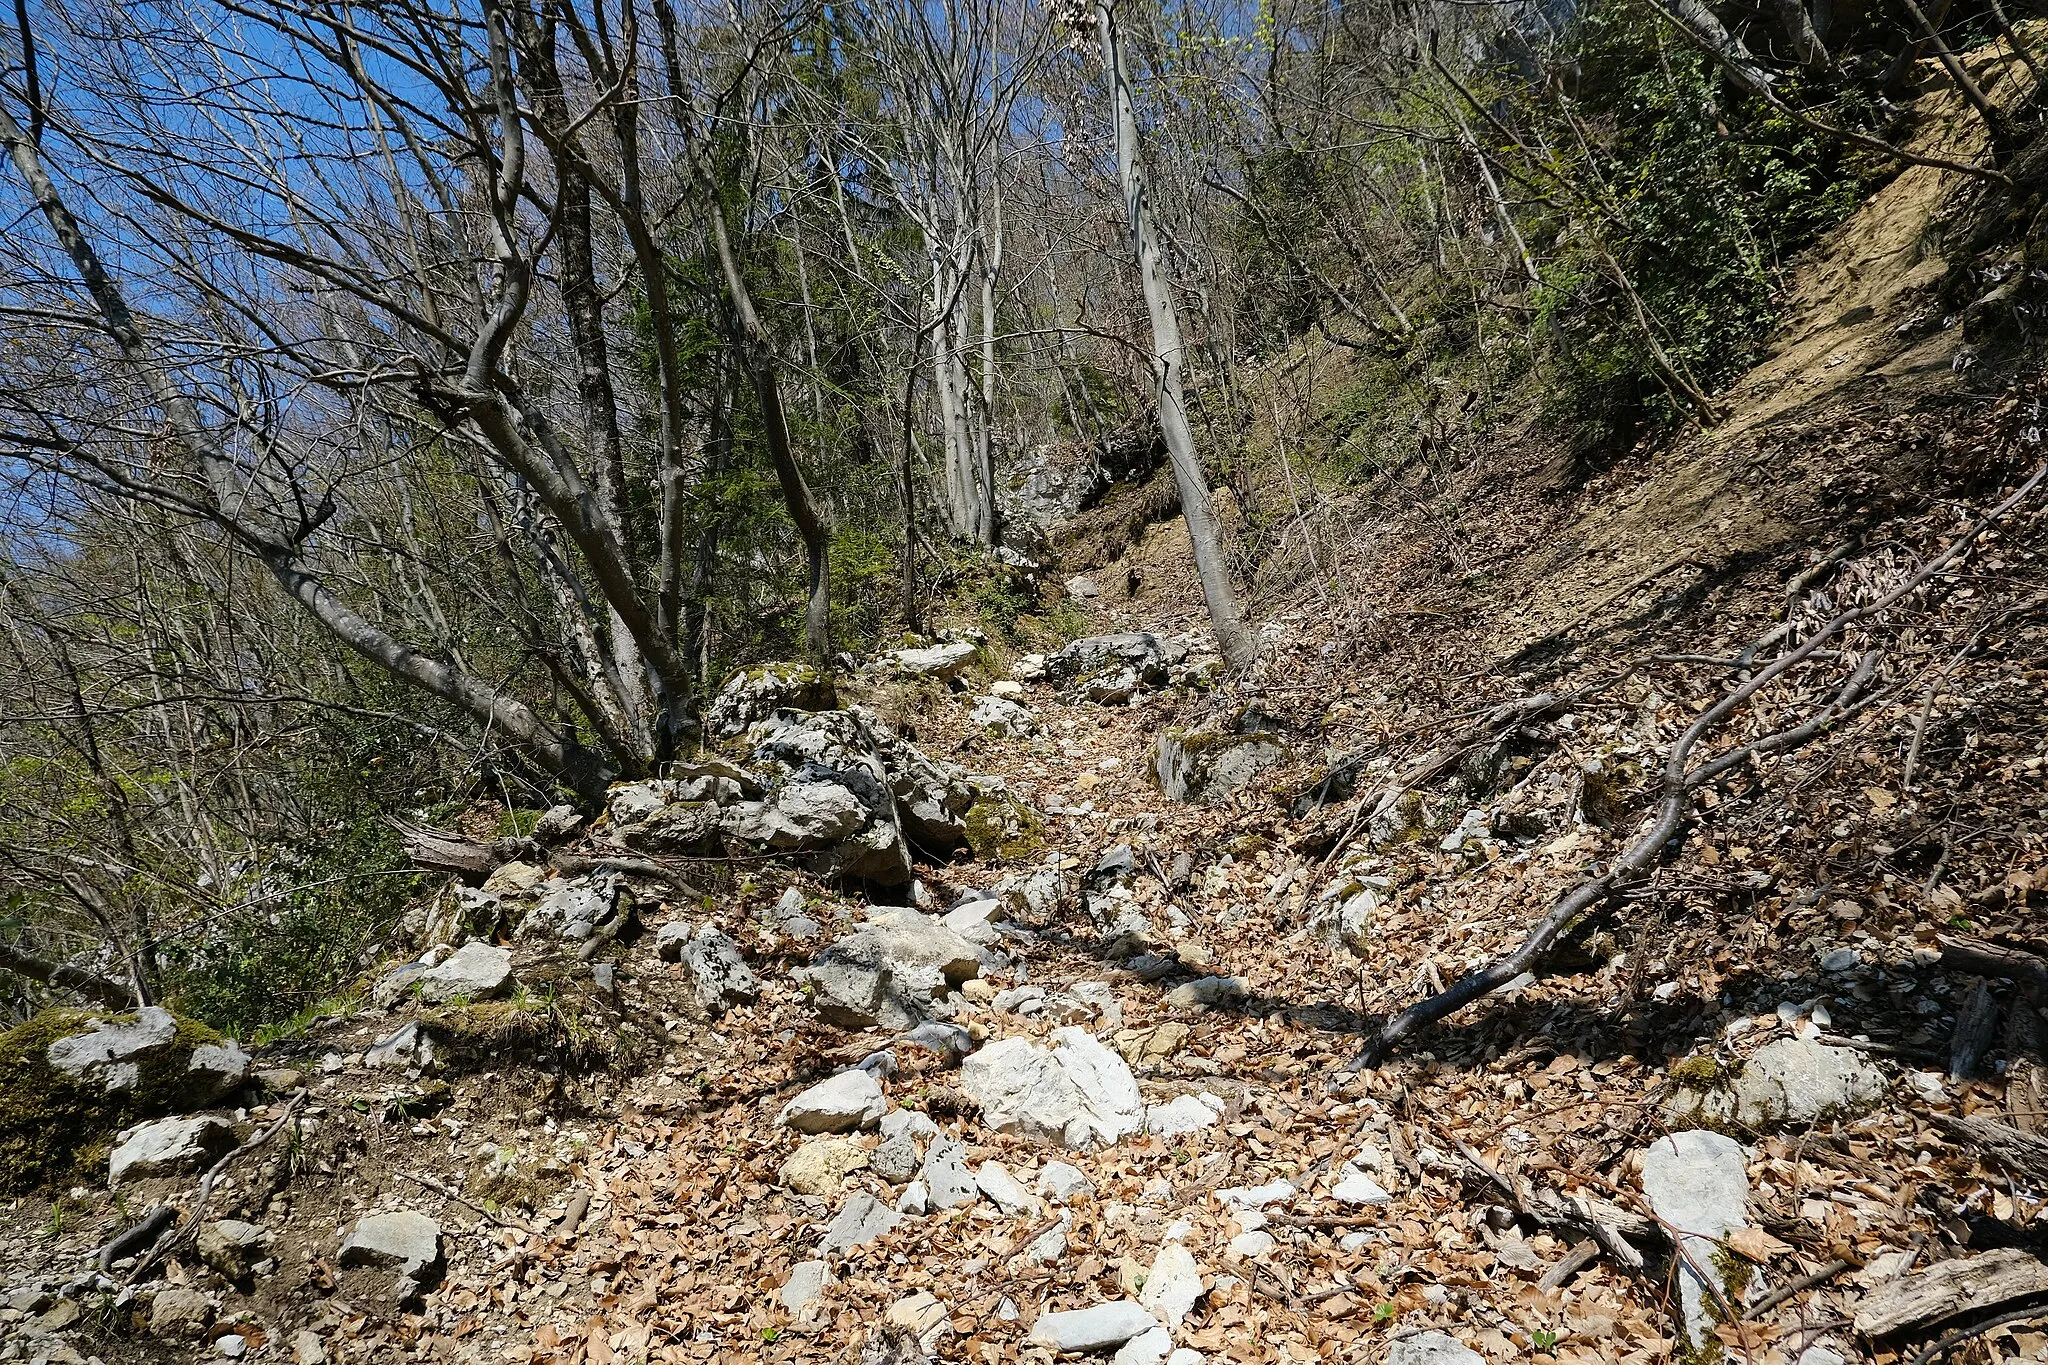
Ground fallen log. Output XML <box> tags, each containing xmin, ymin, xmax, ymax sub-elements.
<box><xmin>1931</xmin><ymin>1113</ymin><xmax>2048</xmax><ymax>1184</ymax></box>
<box><xmin>1938</xmin><ymin>935</ymin><xmax>2048</xmax><ymax>998</ymax></box>
<box><xmin>1854</xmin><ymin>1247</ymin><xmax>2048</xmax><ymax>1337</ymax></box>
<box><xmin>389</xmin><ymin>816</ymin><xmax>534</xmax><ymax>879</ymax></box>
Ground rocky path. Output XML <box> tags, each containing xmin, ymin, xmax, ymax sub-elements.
<box><xmin>5</xmin><ymin>608</ymin><xmax>2047</xmax><ymax>1365</ymax></box>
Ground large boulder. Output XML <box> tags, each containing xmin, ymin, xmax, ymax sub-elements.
<box><xmin>960</xmin><ymin>1027</ymin><xmax>1144</xmax><ymax>1150</ymax></box>
<box><xmin>861</xmin><ymin>910</ymin><xmax>982</xmax><ymax>986</ymax></box>
<box><xmin>1152</xmin><ymin>709</ymin><xmax>1290</xmax><ymax>805</ymax></box>
<box><xmin>1043</xmin><ymin>634</ymin><xmax>1187</xmax><ymax>705</ymax></box>
<box><xmin>47</xmin><ymin>1007</ymin><xmax>181</xmax><ymax>1093</ymax></box>
<box><xmin>795</xmin><ymin>932</ymin><xmax>933</xmax><ymax>1031</ymax></box>
<box><xmin>517</xmin><ymin>876</ymin><xmax>620</xmax><ymax>944</ymax></box>
<box><xmin>109</xmin><ymin>1115</ymin><xmax>236</xmax><ymax>1185</ymax></box>
<box><xmin>704</xmin><ymin>663</ymin><xmax>837</xmax><ymax>738</ymax></box>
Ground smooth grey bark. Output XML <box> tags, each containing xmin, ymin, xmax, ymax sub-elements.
<box><xmin>1094</xmin><ymin>0</ymin><xmax>1252</xmax><ymax>667</ymax></box>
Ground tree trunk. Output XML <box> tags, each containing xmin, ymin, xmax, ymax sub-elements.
<box><xmin>1095</xmin><ymin>0</ymin><xmax>1253</xmax><ymax>667</ymax></box>
<box><xmin>706</xmin><ymin>201</ymin><xmax>833</xmax><ymax>660</ymax></box>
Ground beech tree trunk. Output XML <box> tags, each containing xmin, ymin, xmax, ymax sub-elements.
<box><xmin>1095</xmin><ymin>0</ymin><xmax>1252</xmax><ymax>666</ymax></box>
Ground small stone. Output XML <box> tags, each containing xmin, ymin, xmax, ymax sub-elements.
<box><xmin>896</xmin><ymin>1180</ymin><xmax>930</xmax><ymax>1215</ymax></box>
<box><xmin>1641</xmin><ymin>1129</ymin><xmax>1751</xmax><ymax>1353</ymax></box>
<box><xmin>779</xmin><ymin>1070</ymin><xmax>889</xmax><ymax>1134</ymax></box>
<box><xmin>293</xmin><ymin>1330</ymin><xmax>328</xmax><ymax>1365</ymax></box>
<box><xmin>1025</xmin><ymin>1216</ymin><xmax>1070</xmax><ymax>1264</ymax></box>
<box><xmin>1820</xmin><ymin>946</ymin><xmax>1861</xmax><ymax>972</ymax></box>
<box><xmin>781</xmin><ymin>1260</ymin><xmax>831</xmax><ymax>1316</ymax></box>
<box><xmin>1164</xmin><ymin>976</ymin><xmax>1248</xmax><ymax>1011</ymax></box>
<box><xmin>417</xmin><ymin>942</ymin><xmax>513</xmax><ymax>1003</ymax></box>
<box><xmin>920</xmin><ymin>1138</ymin><xmax>980</xmax><ymax>1209</ymax></box>
<box><xmin>779</xmin><ymin>1138</ymin><xmax>870</xmax><ymax>1195</ymax></box>
<box><xmin>1216</xmin><ymin>1180</ymin><xmax>1294</xmax><ymax>1212</ymax></box>
<box><xmin>879</xmin><ymin>1109</ymin><xmax>941</xmax><ymax>1142</ymax></box>
<box><xmin>1037</xmin><ymin>1161</ymin><xmax>1095</xmax><ymax>1202</ymax></box>
<box><xmin>1114</xmin><ymin>1327</ymin><xmax>1174</xmax><ymax>1365</ymax></box>
<box><xmin>871</xmin><ymin>1133</ymin><xmax>920</xmax><ymax>1184</ymax></box>
<box><xmin>364</xmin><ymin>1022</ymin><xmax>433</xmax><ymax>1072</ymax></box>
<box><xmin>338</xmin><ymin>1210</ymin><xmax>443</xmax><ymax>1284</ymax></box>
<box><xmin>1145</xmin><ymin>1092</ymin><xmax>1224</xmax><ymax>1137</ymax></box>
<box><xmin>1139</xmin><ymin>1242</ymin><xmax>1203</xmax><ymax>1330</ymax></box>
<box><xmin>976</xmin><ymin>1161</ymin><xmax>1040</xmax><ymax>1216</ymax></box>
<box><xmin>886</xmin><ymin>1290</ymin><xmax>948</xmax><ymax>1339</ymax></box>
<box><xmin>1386</xmin><ymin>1331</ymin><xmax>1486</xmax><ymax>1365</ymax></box>
<box><xmin>1227</xmin><ymin>1230</ymin><xmax>1275</xmax><ymax>1258</ymax></box>
<box><xmin>1330</xmin><ymin>1167</ymin><xmax>1391</xmax><ymax>1206</ymax></box>
<box><xmin>655</xmin><ymin>921</ymin><xmax>695</xmax><ymax>961</ymax></box>
<box><xmin>195</xmin><ymin>1220</ymin><xmax>269</xmax><ymax>1279</ymax></box>
<box><xmin>1027</xmin><ymin>1300</ymin><xmax>1159</xmax><ymax>1354</ymax></box>
<box><xmin>148</xmin><ymin>1286</ymin><xmax>212</xmax><ymax>1340</ymax></box>
<box><xmin>110</xmin><ymin>1115</ymin><xmax>236</xmax><ymax>1185</ymax></box>
<box><xmin>818</xmin><ymin>1193</ymin><xmax>900</xmax><ymax>1256</ymax></box>
<box><xmin>217</xmin><ymin>1334</ymin><xmax>248</xmax><ymax>1359</ymax></box>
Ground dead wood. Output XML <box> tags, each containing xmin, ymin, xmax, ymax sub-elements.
<box><xmin>0</xmin><ymin>938</ymin><xmax>134</xmax><ymax>1008</ymax></box>
<box><xmin>1932</xmin><ymin>1113</ymin><xmax>2048</xmax><ymax>1184</ymax></box>
<box><xmin>552</xmin><ymin>851</ymin><xmax>705</xmax><ymax>899</ymax></box>
<box><xmin>1939</xmin><ymin>935</ymin><xmax>2048</xmax><ymax>998</ymax></box>
<box><xmin>125</xmin><ymin>1089</ymin><xmax>306</xmax><ymax>1285</ymax></box>
<box><xmin>1948</xmin><ymin>980</ymin><xmax>2003</xmax><ymax>1079</ymax></box>
<box><xmin>1854</xmin><ymin>1247</ymin><xmax>2048</xmax><ymax>1336</ymax></box>
<box><xmin>390</xmin><ymin>816</ymin><xmax>534</xmax><ymax>879</ymax></box>
<box><xmin>1354</xmin><ymin>465</ymin><xmax>2048</xmax><ymax>1067</ymax></box>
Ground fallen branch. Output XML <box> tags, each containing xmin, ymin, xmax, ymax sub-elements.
<box><xmin>1354</xmin><ymin>464</ymin><xmax>2048</xmax><ymax>1066</ymax></box>
<box><xmin>1932</xmin><ymin>1113</ymin><xmax>2048</xmax><ymax>1184</ymax></box>
<box><xmin>399</xmin><ymin>1169</ymin><xmax>534</xmax><ymax>1234</ymax></box>
<box><xmin>125</xmin><ymin>1089</ymin><xmax>306</xmax><ymax>1285</ymax></box>
<box><xmin>551</xmin><ymin>851</ymin><xmax>705</xmax><ymax>900</ymax></box>
<box><xmin>95</xmin><ymin>1204</ymin><xmax>176</xmax><ymax>1273</ymax></box>
<box><xmin>1741</xmin><ymin>1258</ymin><xmax>1854</xmax><ymax>1320</ymax></box>
<box><xmin>0</xmin><ymin>939</ymin><xmax>134</xmax><ymax>1008</ymax></box>
<box><xmin>1938</xmin><ymin>935</ymin><xmax>2048</xmax><ymax>998</ymax></box>
<box><xmin>1537</xmin><ymin>1239</ymin><xmax>1600</xmax><ymax>1292</ymax></box>
<box><xmin>389</xmin><ymin>816</ymin><xmax>533</xmax><ymax>879</ymax></box>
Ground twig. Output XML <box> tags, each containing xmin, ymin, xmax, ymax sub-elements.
<box><xmin>1906</xmin><ymin>1305</ymin><xmax>2048</xmax><ymax>1365</ymax></box>
<box><xmin>1537</xmin><ymin>1239</ymin><xmax>1600</xmax><ymax>1292</ymax></box>
<box><xmin>1741</xmin><ymin>1258</ymin><xmax>1854</xmax><ymax>1320</ymax></box>
<box><xmin>125</xmin><ymin>1089</ymin><xmax>307</xmax><ymax>1286</ymax></box>
<box><xmin>399</xmin><ymin>1170</ymin><xmax>534</xmax><ymax>1233</ymax></box>
<box><xmin>1902</xmin><ymin>681</ymin><xmax>1937</xmax><ymax>790</ymax></box>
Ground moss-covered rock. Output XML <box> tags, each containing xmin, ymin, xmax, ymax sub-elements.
<box><xmin>1151</xmin><ymin>710</ymin><xmax>1292</xmax><ymax>806</ymax></box>
<box><xmin>0</xmin><ymin>1007</ymin><xmax>227</xmax><ymax>1193</ymax></box>
<box><xmin>964</xmin><ymin>790</ymin><xmax>1047</xmax><ymax>862</ymax></box>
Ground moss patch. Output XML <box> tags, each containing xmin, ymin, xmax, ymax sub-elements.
<box><xmin>964</xmin><ymin>794</ymin><xmax>1047</xmax><ymax>862</ymax></box>
<box><xmin>0</xmin><ymin>1008</ymin><xmax>224</xmax><ymax>1193</ymax></box>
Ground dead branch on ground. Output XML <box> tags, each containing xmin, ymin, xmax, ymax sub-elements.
<box><xmin>1354</xmin><ymin>465</ymin><xmax>2048</xmax><ymax>1067</ymax></box>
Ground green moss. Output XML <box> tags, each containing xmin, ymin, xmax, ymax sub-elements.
<box><xmin>1667</xmin><ymin>1054</ymin><xmax>1730</xmax><ymax>1087</ymax></box>
<box><xmin>963</xmin><ymin>794</ymin><xmax>1046</xmax><ymax>862</ymax></box>
<box><xmin>0</xmin><ymin>1008</ymin><xmax>223</xmax><ymax>1193</ymax></box>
